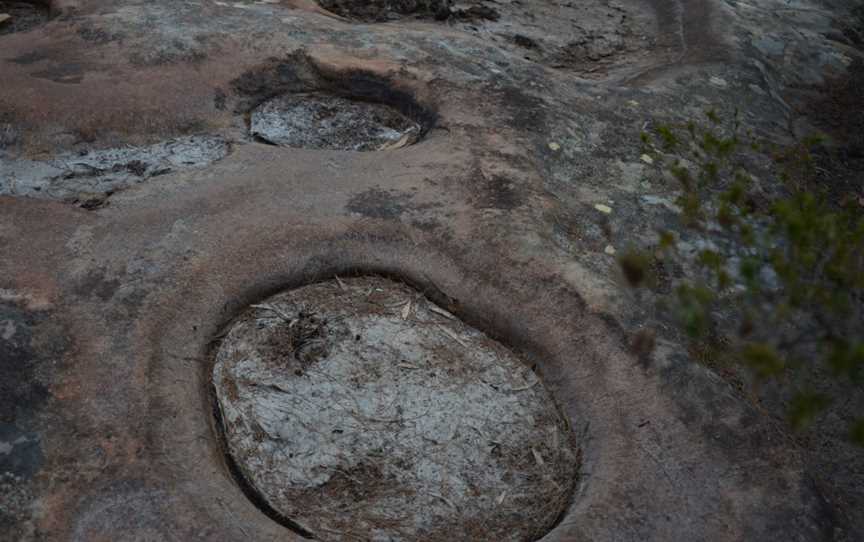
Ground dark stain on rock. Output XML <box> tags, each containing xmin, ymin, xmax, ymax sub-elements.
<box><xmin>230</xmin><ymin>53</ymin><xmax>310</xmax><ymax>112</ymax></box>
<box><xmin>483</xmin><ymin>175</ymin><xmax>522</xmax><ymax>210</ymax></box>
<box><xmin>74</xmin><ymin>269</ymin><xmax>122</xmax><ymax>301</ymax></box>
<box><xmin>468</xmin><ymin>169</ymin><xmax>524</xmax><ymax>210</ymax></box>
<box><xmin>0</xmin><ymin>303</ymin><xmax>50</xmax><ymax>426</ymax></box>
<box><xmin>8</xmin><ymin>50</ymin><xmax>49</xmax><ymax>65</ymax></box>
<box><xmin>410</xmin><ymin>218</ymin><xmax>442</xmax><ymax>232</ymax></box>
<box><xmin>30</xmin><ymin>63</ymin><xmax>86</xmax><ymax>84</ymax></box>
<box><xmin>346</xmin><ymin>188</ymin><xmax>408</xmax><ymax>219</ymax></box>
<box><xmin>514</xmin><ymin>34</ymin><xmax>540</xmax><ymax>49</ymax></box>
<box><xmin>493</xmin><ymin>84</ymin><xmax>548</xmax><ymax>134</ymax></box>
<box><xmin>213</xmin><ymin>88</ymin><xmax>227</xmax><ymax>111</ymax></box>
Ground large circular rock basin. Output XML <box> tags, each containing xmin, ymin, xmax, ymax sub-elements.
<box><xmin>212</xmin><ymin>277</ymin><xmax>579</xmax><ymax>541</ymax></box>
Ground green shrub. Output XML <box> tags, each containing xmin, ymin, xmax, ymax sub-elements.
<box><xmin>628</xmin><ymin>110</ymin><xmax>864</xmax><ymax>445</ymax></box>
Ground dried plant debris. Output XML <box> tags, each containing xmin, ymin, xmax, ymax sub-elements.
<box><xmin>0</xmin><ymin>136</ymin><xmax>229</xmax><ymax>205</ymax></box>
<box><xmin>249</xmin><ymin>93</ymin><xmax>421</xmax><ymax>151</ymax></box>
<box><xmin>213</xmin><ymin>276</ymin><xmax>579</xmax><ymax>542</ymax></box>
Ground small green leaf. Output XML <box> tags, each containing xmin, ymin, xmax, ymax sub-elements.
<box><xmin>788</xmin><ymin>391</ymin><xmax>831</xmax><ymax>431</ymax></box>
<box><xmin>697</xmin><ymin>249</ymin><xmax>725</xmax><ymax>270</ymax></box>
<box><xmin>741</xmin><ymin>343</ymin><xmax>785</xmax><ymax>378</ymax></box>
<box><xmin>656</xmin><ymin>125</ymin><xmax>679</xmax><ymax>151</ymax></box>
<box><xmin>851</xmin><ymin>419</ymin><xmax>864</xmax><ymax>447</ymax></box>
<box><xmin>658</xmin><ymin>231</ymin><xmax>676</xmax><ymax>250</ymax></box>
<box><xmin>705</xmin><ymin>109</ymin><xmax>721</xmax><ymax>124</ymax></box>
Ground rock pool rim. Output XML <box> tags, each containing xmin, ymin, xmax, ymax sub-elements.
<box><xmin>231</xmin><ymin>52</ymin><xmax>439</xmax><ymax>139</ymax></box>
<box><xmin>205</xmin><ymin>271</ymin><xmax>580</xmax><ymax>541</ymax></box>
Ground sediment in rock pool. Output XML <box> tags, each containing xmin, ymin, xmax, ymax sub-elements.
<box><xmin>212</xmin><ymin>276</ymin><xmax>580</xmax><ymax>542</ymax></box>
<box><xmin>249</xmin><ymin>93</ymin><xmax>422</xmax><ymax>151</ymax></box>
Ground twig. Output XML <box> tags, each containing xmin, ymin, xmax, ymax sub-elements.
<box><xmin>250</xmin><ymin>303</ymin><xmax>293</xmax><ymax>322</ymax></box>
<box><xmin>508</xmin><ymin>379</ymin><xmax>539</xmax><ymax>392</ymax></box>
<box><xmin>428</xmin><ymin>492</ymin><xmax>456</xmax><ymax>509</ymax></box>
<box><xmin>428</xmin><ymin>304</ymin><xmax>456</xmax><ymax>319</ymax></box>
<box><xmin>437</xmin><ymin>325</ymin><xmax>468</xmax><ymax>347</ymax></box>
<box><xmin>334</xmin><ymin>275</ymin><xmax>347</xmax><ymax>291</ymax></box>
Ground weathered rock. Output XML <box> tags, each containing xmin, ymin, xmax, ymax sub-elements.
<box><xmin>0</xmin><ymin>136</ymin><xmax>230</xmax><ymax>205</ymax></box>
<box><xmin>1</xmin><ymin>0</ymin><xmax>862</xmax><ymax>540</ymax></box>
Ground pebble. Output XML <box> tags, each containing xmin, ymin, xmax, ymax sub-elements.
<box><xmin>594</xmin><ymin>203</ymin><xmax>612</xmax><ymax>214</ymax></box>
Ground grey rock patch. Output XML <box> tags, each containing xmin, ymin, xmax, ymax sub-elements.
<box><xmin>0</xmin><ymin>136</ymin><xmax>229</xmax><ymax>205</ymax></box>
<box><xmin>0</xmin><ymin>424</ymin><xmax>42</xmax><ymax>480</ymax></box>
<box><xmin>213</xmin><ymin>277</ymin><xmax>579</xmax><ymax>542</ymax></box>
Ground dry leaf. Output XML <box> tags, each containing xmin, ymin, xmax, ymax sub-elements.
<box><xmin>532</xmin><ymin>448</ymin><xmax>545</xmax><ymax>467</ymax></box>
<box><xmin>509</xmin><ymin>379</ymin><xmax>538</xmax><ymax>392</ymax></box>
<box><xmin>438</xmin><ymin>325</ymin><xmax>468</xmax><ymax>347</ymax></box>
<box><xmin>378</xmin><ymin>132</ymin><xmax>415</xmax><ymax>151</ymax></box>
<box><xmin>496</xmin><ymin>491</ymin><xmax>508</xmax><ymax>505</ymax></box>
<box><xmin>428</xmin><ymin>304</ymin><xmax>455</xmax><ymax>319</ymax></box>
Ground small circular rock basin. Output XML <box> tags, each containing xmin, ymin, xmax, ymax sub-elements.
<box><xmin>0</xmin><ymin>1</ymin><xmax>50</xmax><ymax>35</ymax></box>
<box><xmin>316</xmin><ymin>0</ymin><xmax>451</xmax><ymax>22</ymax></box>
<box><xmin>212</xmin><ymin>276</ymin><xmax>579</xmax><ymax>541</ymax></box>
<box><xmin>249</xmin><ymin>93</ymin><xmax>422</xmax><ymax>151</ymax></box>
